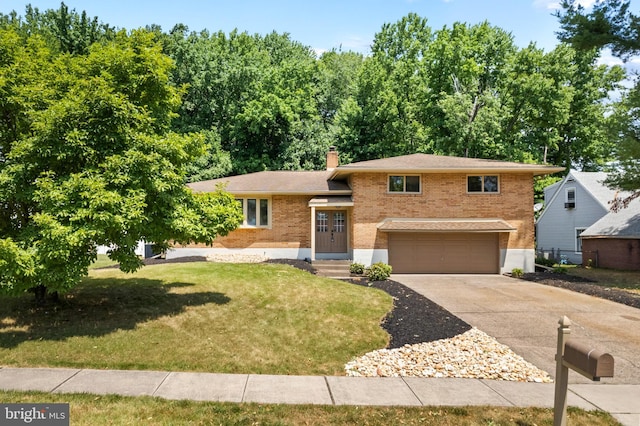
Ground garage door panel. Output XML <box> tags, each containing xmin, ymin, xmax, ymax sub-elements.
<box><xmin>389</xmin><ymin>232</ymin><xmax>498</xmax><ymax>274</ymax></box>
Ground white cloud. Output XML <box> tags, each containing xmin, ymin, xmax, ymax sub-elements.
<box><xmin>533</xmin><ymin>0</ymin><xmax>597</xmax><ymax>10</ymax></box>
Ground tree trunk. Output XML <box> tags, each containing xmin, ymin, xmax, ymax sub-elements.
<box><xmin>32</xmin><ymin>285</ymin><xmax>47</xmax><ymax>306</ymax></box>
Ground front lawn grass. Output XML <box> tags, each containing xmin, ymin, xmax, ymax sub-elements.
<box><xmin>0</xmin><ymin>391</ymin><xmax>621</xmax><ymax>426</ymax></box>
<box><xmin>89</xmin><ymin>254</ymin><xmax>119</xmax><ymax>270</ymax></box>
<box><xmin>565</xmin><ymin>266</ymin><xmax>640</xmax><ymax>295</ymax></box>
<box><xmin>0</xmin><ymin>262</ymin><xmax>391</xmax><ymax>375</ymax></box>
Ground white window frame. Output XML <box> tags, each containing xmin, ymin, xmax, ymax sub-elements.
<box><xmin>467</xmin><ymin>175</ymin><xmax>500</xmax><ymax>194</ymax></box>
<box><xmin>236</xmin><ymin>197</ymin><xmax>271</xmax><ymax>228</ymax></box>
<box><xmin>575</xmin><ymin>227</ymin><xmax>586</xmax><ymax>253</ymax></box>
<box><xmin>565</xmin><ymin>187</ymin><xmax>576</xmax><ymax>208</ymax></box>
<box><xmin>387</xmin><ymin>174</ymin><xmax>421</xmax><ymax>194</ymax></box>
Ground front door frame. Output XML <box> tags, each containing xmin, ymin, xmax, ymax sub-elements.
<box><xmin>310</xmin><ymin>205</ymin><xmax>351</xmax><ymax>261</ymax></box>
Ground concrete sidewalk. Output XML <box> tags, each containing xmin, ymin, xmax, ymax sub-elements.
<box><xmin>1</xmin><ymin>368</ymin><xmax>639</xmax><ymax>425</ymax></box>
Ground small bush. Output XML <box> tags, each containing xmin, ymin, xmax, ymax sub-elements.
<box><xmin>349</xmin><ymin>262</ymin><xmax>365</xmax><ymax>275</ymax></box>
<box><xmin>553</xmin><ymin>266</ymin><xmax>568</xmax><ymax>274</ymax></box>
<box><xmin>535</xmin><ymin>257</ymin><xmax>555</xmax><ymax>267</ymax></box>
<box><xmin>366</xmin><ymin>262</ymin><xmax>392</xmax><ymax>282</ymax></box>
<box><xmin>511</xmin><ymin>268</ymin><xmax>524</xmax><ymax>278</ymax></box>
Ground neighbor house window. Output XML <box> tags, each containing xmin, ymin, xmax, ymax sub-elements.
<box><xmin>575</xmin><ymin>228</ymin><xmax>586</xmax><ymax>252</ymax></box>
<box><xmin>565</xmin><ymin>188</ymin><xmax>576</xmax><ymax>209</ymax></box>
<box><xmin>467</xmin><ymin>175</ymin><xmax>499</xmax><ymax>193</ymax></box>
<box><xmin>236</xmin><ymin>197</ymin><xmax>270</xmax><ymax>227</ymax></box>
<box><xmin>388</xmin><ymin>175</ymin><xmax>421</xmax><ymax>193</ymax></box>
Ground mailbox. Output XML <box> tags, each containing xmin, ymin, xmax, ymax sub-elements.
<box><xmin>562</xmin><ymin>340</ymin><xmax>614</xmax><ymax>381</ymax></box>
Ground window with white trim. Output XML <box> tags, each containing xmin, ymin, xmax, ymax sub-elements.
<box><xmin>575</xmin><ymin>227</ymin><xmax>586</xmax><ymax>252</ymax></box>
<box><xmin>467</xmin><ymin>175</ymin><xmax>499</xmax><ymax>193</ymax></box>
<box><xmin>565</xmin><ymin>188</ymin><xmax>576</xmax><ymax>209</ymax></box>
<box><xmin>236</xmin><ymin>197</ymin><xmax>270</xmax><ymax>227</ymax></box>
<box><xmin>388</xmin><ymin>175</ymin><xmax>421</xmax><ymax>193</ymax></box>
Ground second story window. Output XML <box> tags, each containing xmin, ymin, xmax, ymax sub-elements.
<box><xmin>467</xmin><ymin>175</ymin><xmax>499</xmax><ymax>193</ymax></box>
<box><xmin>388</xmin><ymin>175</ymin><xmax>421</xmax><ymax>193</ymax></box>
<box><xmin>565</xmin><ymin>188</ymin><xmax>576</xmax><ymax>209</ymax></box>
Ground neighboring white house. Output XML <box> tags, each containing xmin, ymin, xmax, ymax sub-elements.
<box><xmin>536</xmin><ymin>171</ymin><xmax>618</xmax><ymax>264</ymax></box>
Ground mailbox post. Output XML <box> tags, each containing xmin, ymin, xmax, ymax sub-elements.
<box><xmin>554</xmin><ymin>316</ymin><xmax>571</xmax><ymax>426</ymax></box>
<box><xmin>553</xmin><ymin>316</ymin><xmax>614</xmax><ymax>426</ymax></box>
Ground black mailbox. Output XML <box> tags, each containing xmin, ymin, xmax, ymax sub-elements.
<box><xmin>562</xmin><ymin>340</ymin><xmax>614</xmax><ymax>381</ymax></box>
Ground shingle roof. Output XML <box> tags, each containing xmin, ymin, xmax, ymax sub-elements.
<box><xmin>331</xmin><ymin>154</ymin><xmax>563</xmax><ymax>178</ymax></box>
<box><xmin>581</xmin><ymin>199</ymin><xmax>640</xmax><ymax>238</ymax></box>
<box><xmin>187</xmin><ymin>170</ymin><xmax>350</xmax><ymax>195</ymax></box>
<box><xmin>569</xmin><ymin>171</ymin><xmax>619</xmax><ymax>208</ymax></box>
<box><xmin>188</xmin><ymin>154</ymin><xmax>563</xmax><ymax>195</ymax></box>
<box><xmin>377</xmin><ymin>218</ymin><xmax>516</xmax><ymax>232</ymax></box>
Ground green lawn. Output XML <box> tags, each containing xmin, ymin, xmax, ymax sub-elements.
<box><xmin>0</xmin><ymin>391</ymin><xmax>620</xmax><ymax>426</ymax></box>
<box><xmin>565</xmin><ymin>266</ymin><xmax>640</xmax><ymax>295</ymax></box>
<box><xmin>0</xmin><ymin>262</ymin><xmax>391</xmax><ymax>375</ymax></box>
<box><xmin>89</xmin><ymin>254</ymin><xmax>119</xmax><ymax>270</ymax></box>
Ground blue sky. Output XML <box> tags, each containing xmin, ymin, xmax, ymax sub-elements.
<box><xmin>1</xmin><ymin>0</ymin><xmax>637</xmax><ymax>64</ymax></box>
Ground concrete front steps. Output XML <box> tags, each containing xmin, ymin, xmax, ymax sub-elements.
<box><xmin>312</xmin><ymin>260</ymin><xmax>353</xmax><ymax>279</ymax></box>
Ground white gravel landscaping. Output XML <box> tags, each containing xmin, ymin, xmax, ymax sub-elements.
<box><xmin>345</xmin><ymin>327</ymin><xmax>553</xmax><ymax>383</ymax></box>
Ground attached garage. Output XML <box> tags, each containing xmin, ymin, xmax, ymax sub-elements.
<box><xmin>381</xmin><ymin>219</ymin><xmax>516</xmax><ymax>274</ymax></box>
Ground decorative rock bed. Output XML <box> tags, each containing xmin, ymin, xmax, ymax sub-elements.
<box><xmin>345</xmin><ymin>327</ymin><xmax>552</xmax><ymax>382</ymax></box>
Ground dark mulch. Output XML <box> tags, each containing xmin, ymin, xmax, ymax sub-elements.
<box><xmin>520</xmin><ymin>271</ymin><xmax>640</xmax><ymax>310</ymax></box>
<box><xmin>353</xmin><ymin>278</ymin><xmax>472</xmax><ymax>349</ymax></box>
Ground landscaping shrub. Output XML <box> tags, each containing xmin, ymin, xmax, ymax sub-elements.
<box><xmin>535</xmin><ymin>257</ymin><xmax>555</xmax><ymax>267</ymax></box>
<box><xmin>511</xmin><ymin>268</ymin><xmax>524</xmax><ymax>278</ymax></box>
<box><xmin>366</xmin><ymin>262</ymin><xmax>392</xmax><ymax>282</ymax></box>
<box><xmin>349</xmin><ymin>262</ymin><xmax>365</xmax><ymax>275</ymax></box>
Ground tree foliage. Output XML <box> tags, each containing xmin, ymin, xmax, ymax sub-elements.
<box><xmin>0</xmin><ymin>27</ymin><xmax>242</xmax><ymax>299</ymax></box>
<box><xmin>334</xmin><ymin>15</ymin><xmax>622</xmax><ymax>171</ymax></box>
<box><xmin>557</xmin><ymin>0</ymin><xmax>640</xmax><ymax>210</ymax></box>
<box><xmin>0</xmin><ymin>2</ymin><xmax>116</xmax><ymax>54</ymax></box>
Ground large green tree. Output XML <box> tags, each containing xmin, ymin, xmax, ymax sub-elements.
<box><xmin>0</xmin><ymin>2</ymin><xmax>115</xmax><ymax>54</ymax></box>
<box><xmin>557</xmin><ymin>0</ymin><xmax>640</xmax><ymax>209</ymax></box>
<box><xmin>0</xmin><ymin>28</ymin><xmax>242</xmax><ymax>302</ymax></box>
<box><xmin>335</xmin><ymin>15</ymin><xmax>621</xmax><ymax>169</ymax></box>
<box><xmin>164</xmin><ymin>27</ymin><xmax>325</xmax><ymax>175</ymax></box>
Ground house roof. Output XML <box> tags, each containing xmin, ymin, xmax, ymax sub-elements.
<box><xmin>331</xmin><ymin>154</ymin><xmax>563</xmax><ymax>179</ymax></box>
<box><xmin>377</xmin><ymin>218</ymin><xmax>516</xmax><ymax>232</ymax></box>
<box><xmin>188</xmin><ymin>154</ymin><xmax>563</xmax><ymax>195</ymax></box>
<box><xmin>568</xmin><ymin>171</ymin><xmax>619</xmax><ymax>208</ymax></box>
<box><xmin>537</xmin><ymin>170</ymin><xmax>630</xmax><ymax>223</ymax></box>
<box><xmin>187</xmin><ymin>170</ymin><xmax>351</xmax><ymax>195</ymax></box>
<box><xmin>581</xmin><ymin>198</ymin><xmax>640</xmax><ymax>238</ymax></box>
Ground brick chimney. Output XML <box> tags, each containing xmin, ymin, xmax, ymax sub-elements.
<box><xmin>326</xmin><ymin>146</ymin><xmax>339</xmax><ymax>170</ymax></box>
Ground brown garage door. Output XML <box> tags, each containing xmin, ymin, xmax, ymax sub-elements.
<box><xmin>388</xmin><ymin>232</ymin><xmax>499</xmax><ymax>274</ymax></box>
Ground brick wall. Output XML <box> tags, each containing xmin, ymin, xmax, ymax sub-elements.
<box><xmin>177</xmin><ymin>195</ymin><xmax>311</xmax><ymax>249</ymax></box>
<box><xmin>582</xmin><ymin>238</ymin><xmax>640</xmax><ymax>270</ymax></box>
<box><xmin>350</xmin><ymin>172</ymin><xmax>534</xmax><ymax>250</ymax></box>
<box><xmin>179</xmin><ymin>172</ymin><xmax>535</xmax><ymax>253</ymax></box>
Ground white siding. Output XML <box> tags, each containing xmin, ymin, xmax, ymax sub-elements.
<box><xmin>536</xmin><ymin>174</ymin><xmax>609</xmax><ymax>264</ymax></box>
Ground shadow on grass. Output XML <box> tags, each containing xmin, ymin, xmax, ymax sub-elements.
<box><xmin>0</xmin><ymin>278</ymin><xmax>230</xmax><ymax>348</ymax></box>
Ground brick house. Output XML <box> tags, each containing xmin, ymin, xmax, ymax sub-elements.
<box><xmin>175</xmin><ymin>149</ymin><xmax>562</xmax><ymax>274</ymax></box>
<box><xmin>580</xmin><ymin>198</ymin><xmax>640</xmax><ymax>270</ymax></box>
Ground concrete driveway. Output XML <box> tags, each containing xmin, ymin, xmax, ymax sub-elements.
<box><xmin>393</xmin><ymin>274</ymin><xmax>640</xmax><ymax>384</ymax></box>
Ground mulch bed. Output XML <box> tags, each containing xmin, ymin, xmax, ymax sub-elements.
<box><xmin>520</xmin><ymin>271</ymin><xmax>640</xmax><ymax>310</ymax></box>
<box><xmin>351</xmin><ymin>278</ymin><xmax>472</xmax><ymax>349</ymax></box>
